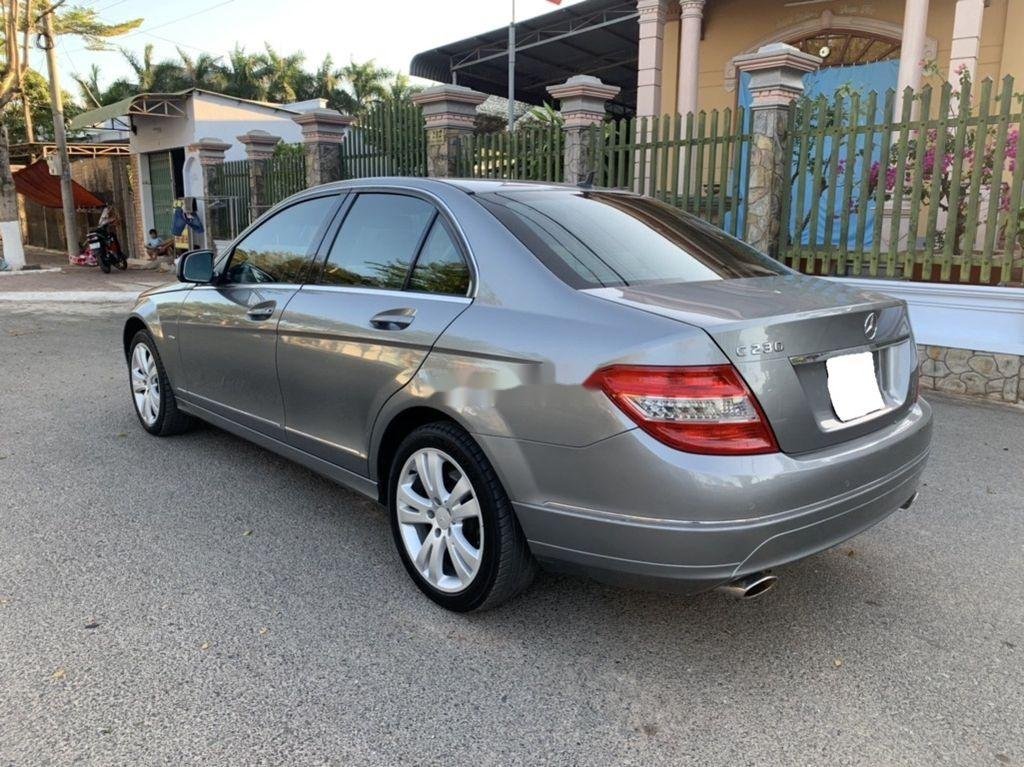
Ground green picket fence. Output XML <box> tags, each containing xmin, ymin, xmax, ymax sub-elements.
<box><xmin>455</xmin><ymin>123</ymin><xmax>564</xmax><ymax>182</ymax></box>
<box><xmin>588</xmin><ymin>108</ymin><xmax>751</xmax><ymax>239</ymax></box>
<box><xmin>262</xmin><ymin>154</ymin><xmax>307</xmax><ymax>208</ymax></box>
<box><xmin>341</xmin><ymin>101</ymin><xmax>427</xmax><ymax>179</ymax></box>
<box><xmin>208</xmin><ymin>159</ymin><xmax>253</xmax><ymax>236</ymax></box>
<box><xmin>781</xmin><ymin>76</ymin><xmax>1024</xmax><ymax>286</ymax></box>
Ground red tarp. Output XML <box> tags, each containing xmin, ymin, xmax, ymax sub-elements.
<box><xmin>13</xmin><ymin>160</ymin><xmax>107</xmax><ymax>209</ymax></box>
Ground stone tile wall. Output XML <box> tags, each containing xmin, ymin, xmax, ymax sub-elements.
<box><xmin>918</xmin><ymin>346</ymin><xmax>1023</xmax><ymax>404</ymax></box>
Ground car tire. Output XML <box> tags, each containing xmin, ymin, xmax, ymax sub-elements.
<box><xmin>128</xmin><ymin>329</ymin><xmax>193</xmax><ymax>437</ymax></box>
<box><xmin>388</xmin><ymin>421</ymin><xmax>536</xmax><ymax>612</ymax></box>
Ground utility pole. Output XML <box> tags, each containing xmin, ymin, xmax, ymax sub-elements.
<box><xmin>39</xmin><ymin>2</ymin><xmax>76</xmax><ymax>257</ymax></box>
<box><xmin>21</xmin><ymin>0</ymin><xmax>34</xmax><ymax>141</ymax></box>
<box><xmin>507</xmin><ymin>0</ymin><xmax>515</xmax><ymax>132</ymax></box>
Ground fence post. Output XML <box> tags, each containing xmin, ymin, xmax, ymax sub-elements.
<box><xmin>237</xmin><ymin>130</ymin><xmax>281</xmax><ymax>221</ymax></box>
<box><xmin>189</xmin><ymin>138</ymin><xmax>231</xmax><ymax>249</ymax></box>
<box><xmin>411</xmin><ymin>85</ymin><xmax>487</xmax><ymax>178</ymax></box>
<box><xmin>547</xmin><ymin>75</ymin><xmax>620</xmax><ymax>184</ymax></box>
<box><xmin>733</xmin><ymin>43</ymin><xmax>820</xmax><ymax>254</ymax></box>
<box><xmin>292</xmin><ymin>108</ymin><xmax>353</xmax><ymax>186</ymax></box>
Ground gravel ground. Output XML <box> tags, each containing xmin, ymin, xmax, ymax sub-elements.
<box><xmin>1</xmin><ymin>308</ymin><xmax>1022</xmax><ymax>767</ymax></box>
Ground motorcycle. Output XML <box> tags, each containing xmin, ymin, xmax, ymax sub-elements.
<box><xmin>86</xmin><ymin>221</ymin><xmax>127</xmax><ymax>273</ymax></box>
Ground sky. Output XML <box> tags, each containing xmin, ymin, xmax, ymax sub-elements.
<box><xmin>43</xmin><ymin>0</ymin><xmax>587</xmax><ymax>98</ymax></box>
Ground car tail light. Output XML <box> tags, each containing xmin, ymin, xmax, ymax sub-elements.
<box><xmin>584</xmin><ymin>365</ymin><xmax>779</xmax><ymax>455</ymax></box>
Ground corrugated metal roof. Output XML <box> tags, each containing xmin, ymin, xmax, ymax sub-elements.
<box><xmin>410</xmin><ymin>0</ymin><xmax>639</xmax><ymax>115</ymax></box>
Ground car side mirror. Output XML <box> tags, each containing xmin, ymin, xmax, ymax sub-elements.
<box><xmin>178</xmin><ymin>250</ymin><xmax>215</xmax><ymax>284</ymax></box>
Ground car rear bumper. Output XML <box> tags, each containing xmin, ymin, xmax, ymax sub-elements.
<box><xmin>476</xmin><ymin>398</ymin><xmax>932</xmax><ymax>594</ymax></box>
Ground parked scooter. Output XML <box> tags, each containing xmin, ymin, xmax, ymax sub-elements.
<box><xmin>87</xmin><ymin>207</ymin><xmax>127</xmax><ymax>273</ymax></box>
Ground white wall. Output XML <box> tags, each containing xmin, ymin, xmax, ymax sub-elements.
<box><xmin>128</xmin><ymin>92</ymin><xmax>302</xmax><ymax>239</ymax></box>
<box><xmin>191</xmin><ymin>93</ymin><xmax>303</xmax><ymax>160</ymax></box>
<box><xmin>828</xmin><ymin>278</ymin><xmax>1024</xmax><ymax>356</ymax></box>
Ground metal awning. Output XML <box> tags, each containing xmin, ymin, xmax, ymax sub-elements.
<box><xmin>410</xmin><ymin>0</ymin><xmax>639</xmax><ymax>115</ymax></box>
<box><xmin>69</xmin><ymin>91</ymin><xmax>192</xmax><ymax>130</ymax></box>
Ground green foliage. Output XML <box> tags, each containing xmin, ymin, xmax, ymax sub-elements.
<box><xmin>77</xmin><ymin>42</ymin><xmax>412</xmax><ymax>120</ymax></box>
<box><xmin>2</xmin><ymin>68</ymin><xmax>81</xmax><ymax>143</ymax></box>
<box><xmin>51</xmin><ymin>7</ymin><xmax>143</xmax><ymax>50</ymax></box>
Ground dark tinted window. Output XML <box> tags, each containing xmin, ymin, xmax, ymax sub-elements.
<box><xmin>320</xmin><ymin>193</ymin><xmax>435</xmax><ymax>288</ymax></box>
<box><xmin>224</xmin><ymin>196</ymin><xmax>336</xmax><ymax>284</ymax></box>
<box><xmin>477</xmin><ymin>190</ymin><xmax>787</xmax><ymax>288</ymax></box>
<box><xmin>408</xmin><ymin>220</ymin><xmax>470</xmax><ymax>295</ymax></box>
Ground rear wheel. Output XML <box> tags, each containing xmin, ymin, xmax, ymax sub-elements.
<box><xmin>128</xmin><ymin>329</ymin><xmax>193</xmax><ymax>436</ymax></box>
<box><xmin>99</xmin><ymin>257</ymin><xmax>111</xmax><ymax>274</ymax></box>
<box><xmin>388</xmin><ymin>422</ymin><xmax>536</xmax><ymax>611</ymax></box>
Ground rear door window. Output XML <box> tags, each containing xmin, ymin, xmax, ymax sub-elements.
<box><xmin>476</xmin><ymin>190</ymin><xmax>787</xmax><ymax>288</ymax></box>
<box><xmin>319</xmin><ymin>193</ymin><xmax>435</xmax><ymax>289</ymax></box>
<box><xmin>407</xmin><ymin>219</ymin><xmax>471</xmax><ymax>295</ymax></box>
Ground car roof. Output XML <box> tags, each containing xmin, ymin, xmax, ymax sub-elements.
<box><xmin>297</xmin><ymin>177</ymin><xmax>633</xmax><ymax>198</ymax></box>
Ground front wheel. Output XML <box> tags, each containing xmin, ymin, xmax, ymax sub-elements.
<box><xmin>128</xmin><ymin>329</ymin><xmax>193</xmax><ymax>436</ymax></box>
<box><xmin>115</xmin><ymin>255</ymin><xmax>128</xmax><ymax>271</ymax></box>
<box><xmin>389</xmin><ymin>422</ymin><xmax>536</xmax><ymax>612</ymax></box>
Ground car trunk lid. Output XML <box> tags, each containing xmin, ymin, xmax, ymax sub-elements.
<box><xmin>586</xmin><ymin>274</ymin><xmax>918</xmax><ymax>454</ymax></box>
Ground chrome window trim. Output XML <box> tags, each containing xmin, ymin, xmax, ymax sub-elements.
<box><xmin>297</xmin><ymin>283</ymin><xmax>473</xmax><ymax>305</ymax></box>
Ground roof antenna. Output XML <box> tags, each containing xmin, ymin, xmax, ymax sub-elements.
<box><xmin>578</xmin><ymin>170</ymin><xmax>595</xmax><ymax>188</ymax></box>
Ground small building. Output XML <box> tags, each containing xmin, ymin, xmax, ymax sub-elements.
<box><xmin>70</xmin><ymin>89</ymin><xmax>314</xmax><ymax>251</ymax></box>
<box><xmin>412</xmin><ymin>0</ymin><xmax>1019</xmax><ymax>119</ymax></box>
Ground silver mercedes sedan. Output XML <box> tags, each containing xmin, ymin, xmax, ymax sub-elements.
<box><xmin>123</xmin><ymin>178</ymin><xmax>932</xmax><ymax>611</ymax></box>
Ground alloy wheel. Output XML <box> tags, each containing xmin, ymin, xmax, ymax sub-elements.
<box><xmin>396</xmin><ymin>447</ymin><xmax>484</xmax><ymax>593</ymax></box>
<box><xmin>130</xmin><ymin>343</ymin><xmax>160</xmax><ymax>427</ymax></box>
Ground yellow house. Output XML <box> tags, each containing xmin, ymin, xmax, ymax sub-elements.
<box><xmin>412</xmin><ymin>0</ymin><xmax>1023</xmax><ymax>118</ymax></box>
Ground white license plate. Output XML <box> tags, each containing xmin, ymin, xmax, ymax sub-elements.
<box><xmin>825</xmin><ymin>351</ymin><xmax>885</xmax><ymax>422</ymax></box>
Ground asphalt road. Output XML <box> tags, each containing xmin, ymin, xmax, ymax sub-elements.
<box><xmin>1</xmin><ymin>307</ymin><xmax>1022</xmax><ymax>767</ymax></box>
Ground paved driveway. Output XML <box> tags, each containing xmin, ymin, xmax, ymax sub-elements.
<box><xmin>1</xmin><ymin>308</ymin><xmax>1021</xmax><ymax>766</ymax></box>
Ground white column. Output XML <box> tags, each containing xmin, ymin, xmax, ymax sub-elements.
<box><xmin>676</xmin><ymin>0</ymin><xmax>704</xmax><ymax>119</ymax></box>
<box><xmin>636</xmin><ymin>0</ymin><xmax>667</xmax><ymax>118</ymax></box>
<box><xmin>948</xmin><ymin>0</ymin><xmax>984</xmax><ymax>87</ymax></box>
<box><xmin>896</xmin><ymin>0</ymin><xmax>930</xmax><ymax>99</ymax></box>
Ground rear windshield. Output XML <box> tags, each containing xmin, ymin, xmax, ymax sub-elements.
<box><xmin>476</xmin><ymin>190</ymin><xmax>787</xmax><ymax>288</ymax></box>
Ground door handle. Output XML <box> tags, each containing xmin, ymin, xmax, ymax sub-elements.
<box><xmin>246</xmin><ymin>300</ymin><xmax>276</xmax><ymax>320</ymax></box>
<box><xmin>370</xmin><ymin>308</ymin><xmax>416</xmax><ymax>330</ymax></box>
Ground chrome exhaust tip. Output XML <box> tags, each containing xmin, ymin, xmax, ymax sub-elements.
<box><xmin>900</xmin><ymin>491</ymin><xmax>919</xmax><ymax>510</ymax></box>
<box><xmin>716</xmin><ymin>571</ymin><xmax>778</xmax><ymax>601</ymax></box>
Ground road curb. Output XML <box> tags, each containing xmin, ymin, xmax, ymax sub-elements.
<box><xmin>0</xmin><ymin>291</ymin><xmax>142</xmax><ymax>303</ymax></box>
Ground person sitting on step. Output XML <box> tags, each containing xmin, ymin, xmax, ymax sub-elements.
<box><xmin>145</xmin><ymin>229</ymin><xmax>174</xmax><ymax>259</ymax></box>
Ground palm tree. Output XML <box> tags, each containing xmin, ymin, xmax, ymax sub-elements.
<box><xmin>312</xmin><ymin>54</ymin><xmax>341</xmax><ymax>102</ymax></box>
<box><xmin>73</xmin><ymin>64</ymin><xmax>104</xmax><ymax>108</ymax></box>
<box><xmin>224</xmin><ymin>46</ymin><xmax>266</xmax><ymax>101</ymax></box>
<box><xmin>387</xmin><ymin>73</ymin><xmax>420</xmax><ymax>102</ymax></box>
<box><xmin>177</xmin><ymin>48</ymin><xmax>225</xmax><ymax>91</ymax></box>
<box><xmin>122</xmin><ymin>43</ymin><xmax>157</xmax><ymax>92</ymax></box>
<box><xmin>260</xmin><ymin>44</ymin><xmax>306</xmax><ymax>103</ymax></box>
<box><xmin>335</xmin><ymin>58</ymin><xmax>392</xmax><ymax>117</ymax></box>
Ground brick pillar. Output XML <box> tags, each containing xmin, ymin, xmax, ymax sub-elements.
<box><xmin>547</xmin><ymin>75</ymin><xmax>620</xmax><ymax>185</ymax></box>
<box><xmin>237</xmin><ymin>130</ymin><xmax>280</xmax><ymax>221</ymax></box>
<box><xmin>734</xmin><ymin>43</ymin><xmax>820</xmax><ymax>255</ymax></box>
<box><xmin>187</xmin><ymin>137</ymin><xmax>231</xmax><ymax>250</ymax></box>
<box><xmin>411</xmin><ymin>85</ymin><xmax>487</xmax><ymax>178</ymax></box>
<box><xmin>292</xmin><ymin>108</ymin><xmax>354</xmax><ymax>186</ymax></box>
